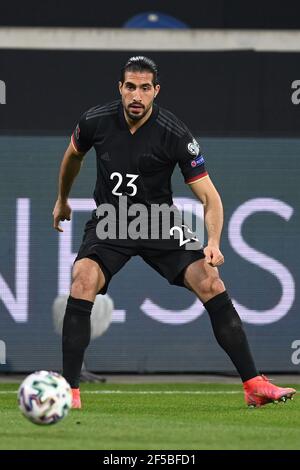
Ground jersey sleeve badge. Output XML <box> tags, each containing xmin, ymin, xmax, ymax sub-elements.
<box><xmin>75</xmin><ymin>124</ymin><xmax>81</xmax><ymax>140</ymax></box>
<box><xmin>187</xmin><ymin>138</ymin><xmax>200</xmax><ymax>156</ymax></box>
<box><xmin>190</xmin><ymin>154</ymin><xmax>205</xmax><ymax>168</ymax></box>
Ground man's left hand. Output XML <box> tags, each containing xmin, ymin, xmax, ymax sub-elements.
<box><xmin>204</xmin><ymin>245</ymin><xmax>224</xmax><ymax>267</ymax></box>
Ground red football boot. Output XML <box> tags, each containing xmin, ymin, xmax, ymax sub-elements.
<box><xmin>71</xmin><ymin>388</ymin><xmax>81</xmax><ymax>409</ymax></box>
<box><xmin>243</xmin><ymin>375</ymin><xmax>296</xmax><ymax>408</ymax></box>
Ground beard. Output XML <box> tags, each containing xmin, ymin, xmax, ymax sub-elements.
<box><xmin>124</xmin><ymin>104</ymin><xmax>150</xmax><ymax>122</ymax></box>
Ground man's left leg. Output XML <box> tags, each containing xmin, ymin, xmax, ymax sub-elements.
<box><xmin>184</xmin><ymin>259</ymin><xmax>296</xmax><ymax>407</ymax></box>
<box><xmin>184</xmin><ymin>259</ymin><xmax>258</xmax><ymax>382</ymax></box>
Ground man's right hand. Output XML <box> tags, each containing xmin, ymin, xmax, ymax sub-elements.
<box><xmin>52</xmin><ymin>200</ymin><xmax>72</xmax><ymax>232</ymax></box>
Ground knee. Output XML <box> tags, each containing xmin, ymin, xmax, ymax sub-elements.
<box><xmin>71</xmin><ymin>274</ymin><xmax>96</xmax><ymax>299</ymax></box>
<box><xmin>211</xmin><ymin>277</ymin><xmax>226</xmax><ymax>296</ymax></box>
<box><xmin>71</xmin><ymin>261</ymin><xmax>103</xmax><ymax>300</ymax></box>
<box><xmin>197</xmin><ymin>275</ymin><xmax>225</xmax><ymax>301</ymax></box>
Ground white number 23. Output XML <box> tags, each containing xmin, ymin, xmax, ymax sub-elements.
<box><xmin>110</xmin><ymin>172</ymin><xmax>139</xmax><ymax>196</ymax></box>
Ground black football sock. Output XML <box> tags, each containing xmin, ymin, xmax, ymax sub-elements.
<box><xmin>204</xmin><ymin>291</ymin><xmax>258</xmax><ymax>382</ymax></box>
<box><xmin>62</xmin><ymin>295</ymin><xmax>93</xmax><ymax>388</ymax></box>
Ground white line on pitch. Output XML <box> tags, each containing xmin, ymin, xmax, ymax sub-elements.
<box><xmin>83</xmin><ymin>390</ymin><xmax>242</xmax><ymax>394</ymax></box>
<box><xmin>0</xmin><ymin>390</ymin><xmax>242</xmax><ymax>395</ymax></box>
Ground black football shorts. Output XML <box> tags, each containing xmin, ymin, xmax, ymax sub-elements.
<box><xmin>74</xmin><ymin>213</ymin><xmax>205</xmax><ymax>294</ymax></box>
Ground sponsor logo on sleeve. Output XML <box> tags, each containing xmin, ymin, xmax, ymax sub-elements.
<box><xmin>191</xmin><ymin>154</ymin><xmax>205</xmax><ymax>168</ymax></box>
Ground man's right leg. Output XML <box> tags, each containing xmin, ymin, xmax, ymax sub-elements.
<box><xmin>62</xmin><ymin>258</ymin><xmax>105</xmax><ymax>408</ymax></box>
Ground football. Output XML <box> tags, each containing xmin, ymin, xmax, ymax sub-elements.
<box><xmin>18</xmin><ymin>370</ymin><xmax>72</xmax><ymax>425</ymax></box>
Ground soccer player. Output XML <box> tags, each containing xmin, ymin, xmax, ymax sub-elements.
<box><xmin>53</xmin><ymin>56</ymin><xmax>296</xmax><ymax>409</ymax></box>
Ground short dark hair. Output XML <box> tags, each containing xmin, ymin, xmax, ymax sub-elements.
<box><xmin>120</xmin><ymin>56</ymin><xmax>159</xmax><ymax>86</ymax></box>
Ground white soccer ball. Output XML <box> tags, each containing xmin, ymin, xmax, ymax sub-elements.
<box><xmin>18</xmin><ymin>370</ymin><xmax>72</xmax><ymax>425</ymax></box>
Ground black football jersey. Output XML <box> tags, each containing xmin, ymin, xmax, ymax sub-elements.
<box><xmin>71</xmin><ymin>100</ymin><xmax>208</xmax><ymax>209</ymax></box>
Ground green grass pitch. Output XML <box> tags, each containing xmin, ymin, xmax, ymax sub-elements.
<box><xmin>0</xmin><ymin>382</ymin><xmax>299</xmax><ymax>450</ymax></box>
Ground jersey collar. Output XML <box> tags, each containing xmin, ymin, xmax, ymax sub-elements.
<box><xmin>118</xmin><ymin>102</ymin><xmax>159</xmax><ymax>133</ymax></box>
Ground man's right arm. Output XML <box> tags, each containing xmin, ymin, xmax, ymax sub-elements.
<box><xmin>52</xmin><ymin>142</ymin><xmax>85</xmax><ymax>232</ymax></box>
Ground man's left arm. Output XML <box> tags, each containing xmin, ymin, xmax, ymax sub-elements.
<box><xmin>189</xmin><ymin>176</ymin><xmax>225</xmax><ymax>267</ymax></box>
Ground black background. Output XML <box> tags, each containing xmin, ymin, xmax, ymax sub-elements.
<box><xmin>1</xmin><ymin>50</ymin><xmax>299</xmax><ymax>136</ymax></box>
<box><xmin>2</xmin><ymin>0</ymin><xmax>300</xmax><ymax>29</ymax></box>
